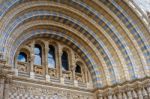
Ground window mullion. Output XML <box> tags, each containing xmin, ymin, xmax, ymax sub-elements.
<box><xmin>45</xmin><ymin>42</ymin><xmax>49</xmax><ymax>75</ymax></box>
<box><xmin>30</xmin><ymin>41</ymin><xmax>35</xmax><ymax>78</ymax></box>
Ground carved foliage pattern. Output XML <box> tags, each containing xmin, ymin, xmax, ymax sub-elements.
<box><xmin>9</xmin><ymin>82</ymin><xmax>94</xmax><ymax>99</ymax></box>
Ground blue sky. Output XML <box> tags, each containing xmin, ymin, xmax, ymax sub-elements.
<box><xmin>134</xmin><ymin>0</ymin><xmax>150</xmax><ymax>14</ymax></box>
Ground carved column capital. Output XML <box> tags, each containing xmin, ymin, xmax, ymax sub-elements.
<box><xmin>97</xmin><ymin>93</ymin><xmax>103</xmax><ymax>99</ymax></box>
<box><xmin>127</xmin><ymin>90</ymin><xmax>132</xmax><ymax>99</ymax></box>
<box><xmin>107</xmin><ymin>88</ymin><xmax>113</xmax><ymax>96</ymax></box>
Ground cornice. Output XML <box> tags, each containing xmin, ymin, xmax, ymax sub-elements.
<box><xmin>95</xmin><ymin>77</ymin><xmax>150</xmax><ymax>95</ymax></box>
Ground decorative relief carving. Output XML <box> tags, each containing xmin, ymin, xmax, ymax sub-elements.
<box><xmin>48</xmin><ymin>68</ymin><xmax>57</xmax><ymax>77</ymax></box>
<box><xmin>62</xmin><ymin>71</ymin><xmax>72</xmax><ymax>80</ymax></box>
<box><xmin>75</xmin><ymin>53</ymin><xmax>81</xmax><ymax>60</ymax></box>
<box><xmin>17</xmin><ymin>61</ymin><xmax>28</xmax><ymax>72</ymax></box>
<box><xmin>96</xmin><ymin>78</ymin><xmax>150</xmax><ymax>99</ymax></box>
<box><xmin>15</xmin><ymin>38</ymin><xmax>91</xmax><ymax>89</ymax></box>
<box><xmin>76</xmin><ymin>73</ymin><xmax>83</xmax><ymax>82</ymax></box>
<box><xmin>34</xmin><ymin>65</ymin><xmax>43</xmax><ymax>75</ymax></box>
<box><xmin>9</xmin><ymin>82</ymin><xmax>94</xmax><ymax>99</ymax></box>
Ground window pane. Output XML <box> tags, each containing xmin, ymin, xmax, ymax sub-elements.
<box><xmin>17</xmin><ymin>52</ymin><xmax>27</xmax><ymax>62</ymax></box>
<box><xmin>48</xmin><ymin>45</ymin><xmax>55</xmax><ymax>68</ymax></box>
<box><xmin>75</xmin><ymin>64</ymin><xmax>81</xmax><ymax>73</ymax></box>
<box><xmin>34</xmin><ymin>47</ymin><xmax>40</xmax><ymax>54</ymax></box>
<box><xmin>61</xmin><ymin>51</ymin><xmax>69</xmax><ymax>71</ymax></box>
<box><xmin>34</xmin><ymin>44</ymin><xmax>42</xmax><ymax>65</ymax></box>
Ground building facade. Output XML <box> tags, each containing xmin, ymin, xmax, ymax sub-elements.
<box><xmin>0</xmin><ymin>0</ymin><xmax>150</xmax><ymax>99</ymax></box>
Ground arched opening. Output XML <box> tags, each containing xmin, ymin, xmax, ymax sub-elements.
<box><xmin>48</xmin><ymin>45</ymin><xmax>56</xmax><ymax>68</ymax></box>
<box><xmin>61</xmin><ymin>51</ymin><xmax>69</xmax><ymax>71</ymax></box>
<box><xmin>17</xmin><ymin>50</ymin><xmax>29</xmax><ymax>73</ymax></box>
<box><xmin>75</xmin><ymin>62</ymin><xmax>83</xmax><ymax>82</ymax></box>
<box><xmin>17</xmin><ymin>52</ymin><xmax>27</xmax><ymax>62</ymax></box>
<box><xmin>34</xmin><ymin>44</ymin><xmax>42</xmax><ymax>65</ymax></box>
<box><xmin>75</xmin><ymin>64</ymin><xmax>81</xmax><ymax>73</ymax></box>
<box><xmin>14</xmin><ymin>38</ymin><xmax>93</xmax><ymax>89</ymax></box>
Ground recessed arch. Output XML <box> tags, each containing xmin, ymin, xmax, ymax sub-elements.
<box><xmin>10</xmin><ymin>30</ymin><xmax>103</xmax><ymax>88</ymax></box>
<box><xmin>17</xmin><ymin>52</ymin><xmax>27</xmax><ymax>62</ymax></box>
<box><xmin>61</xmin><ymin>50</ymin><xmax>69</xmax><ymax>71</ymax></box>
<box><xmin>75</xmin><ymin>61</ymin><xmax>84</xmax><ymax>74</ymax></box>
<box><xmin>3</xmin><ymin>12</ymin><xmax>123</xmax><ymax>84</ymax></box>
<box><xmin>0</xmin><ymin>1</ymin><xmax>149</xmax><ymax>95</ymax></box>
<box><xmin>1</xmin><ymin>3</ymin><xmax>146</xmax><ymax>81</ymax></box>
<box><xmin>14</xmin><ymin>46</ymin><xmax>30</xmax><ymax>66</ymax></box>
<box><xmin>6</xmin><ymin>19</ymin><xmax>114</xmax><ymax>86</ymax></box>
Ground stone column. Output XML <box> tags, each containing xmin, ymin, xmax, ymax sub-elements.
<box><xmin>142</xmin><ymin>88</ymin><xmax>148</xmax><ymax>98</ymax></box>
<box><xmin>82</xmin><ymin>66</ymin><xmax>86</xmax><ymax>83</ymax></box>
<box><xmin>3</xmin><ymin>77</ymin><xmax>11</xmax><ymax>99</ymax></box>
<box><xmin>147</xmin><ymin>87</ymin><xmax>150</xmax><ymax>97</ymax></box>
<box><xmin>85</xmin><ymin>69</ymin><xmax>91</xmax><ymax>89</ymax></box>
<box><xmin>14</xmin><ymin>55</ymin><xmax>18</xmax><ymax>76</ymax></box>
<box><xmin>84</xmin><ymin>69</ymin><xmax>88</xmax><ymax>83</ymax></box>
<box><xmin>86</xmin><ymin>69</ymin><xmax>93</xmax><ymax>88</ymax></box>
<box><xmin>127</xmin><ymin>90</ymin><xmax>132</xmax><ymax>99</ymax></box>
<box><xmin>123</xmin><ymin>92</ymin><xmax>127</xmax><ymax>99</ymax></box>
<box><xmin>97</xmin><ymin>93</ymin><xmax>103</xmax><ymax>99</ymax></box>
<box><xmin>30</xmin><ymin>41</ymin><xmax>35</xmax><ymax>79</ymax></box>
<box><xmin>58</xmin><ymin>44</ymin><xmax>64</xmax><ymax>84</ymax></box>
<box><xmin>117</xmin><ymin>92</ymin><xmax>122</xmax><ymax>99</ymax></box>
<box><xmin>55</xmin><ymin>45</ymin><xmax>59</xmax><ymax>78</ymax></box>
<box><xmin>107</xmin><ymin>89</ymin><xmax>113</xmax><ymax>99</ymax></box>
<box><xmin>108</xmin><ymin>95</ymin><xmax>112</xmax><ymax>99</ymax></box>
<box><xmin>72</xmin><ymin>67</ymin><xmax>76</xmax><ymax>81</ymax></box>
<box><xmin>70</xmin><ymin>51</ymin><xmax>77</xmax><ymax>86</ymax></box>
<box><xmin>0</xmin><ymin>78</ymin><xmax>5</xmax><ymax>99</ymax></box>
<box><xmin>132</xmin><ymin>90</ymin><xmax>138</xmax><ymax>99</ymax></box>
<box><xmin>57</xmin><ymin>44</ymin><xmax>62</xmax><ymax>77</ymax></box>
<box><xmin>137</xmin><ymin>89</ymin><xmax>143</xmax><ymax>99</ymax></box>
<box><xmin>70</xmin><ymin>51</ymin><xmax>75</xmax><ymax>81</ymax></box>
<box><xmin>112</xmin><ymin>94</ymin><xmax>117</xmax><ymax>99</ymax></box>
<box><xmin>103</xmin><ymin>96</ymin><xmax>107</xmax><ymax>99</ymax></box>
<box><xmin>45</xmin><ymin>42</ymin><xmax>50</xmax><ymax>81</ymax></box>
<box><xmin>98</xmin><ymin>97</ymin><xmax>103</xmax><ymax>99</ymax></box>
<box><xmin>97</xmin><ymin>91</ymin><xmax>104</xmax><ymax>99</ymax></box>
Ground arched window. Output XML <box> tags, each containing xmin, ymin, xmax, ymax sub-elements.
<box><xmin>17</xmin><ymin>52</ymin><xmax>27</xmax><ymax>62</ymax></box>
<box><xmin>61</xmin><ymin>51</ymin><xmax>69</xmax><ymax>71</ymax></box>
<box><xmin>75</xmin><ymin>64</ymin><xmax>81</xmax><ymax>73</ymax></box>
<box><xmin>34</xmin><ymin>44</ymin><xmax>42</xmax><ymax>65</ymax></box>
<box><xmin>48</xmin><ymin>45</ymin><xmax>56</xmax><ymax>68</ymax></box>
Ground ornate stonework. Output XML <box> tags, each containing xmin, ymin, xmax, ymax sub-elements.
<box><xmin>8</xmin><ymin>81</ymin><xmax>95</xmax><ymax>99</ymax></box>
<box><xmin>0</xmin><ymin>0</ymin><xmax>150</xmax><ymax>99</ymax></box>
<box><xmin>96</xmin><ymin>78</ymin><xmax>150</xmax><ymax>99</ymax></box>
<box><xmin>15</xmin><ymin>38</ymin><xmax>91</xmax><ymax>85</ymax></box>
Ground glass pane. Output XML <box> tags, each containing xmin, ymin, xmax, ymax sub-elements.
<box><xmin>34</xmin><ymin>44</ymin><xmax>42</xmax><ymax>65</ymax></box>
<box><xmin>75</xmin><ymin>64</ymin><xmax>81</xmax><ymax>73</ymax></box>
<box><xmin>34</xmin><ymin>47</ymin><xmax>40</xmax><ymax>54</ymax></box>
<box><xmin>34</xmin><ymin>55</ymin><xmax>42</xmax><ymax>65</ymax></box>
<box><xmin>17</xmin><ymin>52</ymin><xmax>27</xmax><ymax>62</ymax></box>
<box><xmin>48</xmin><ymin>45</ymin><xmax>55</xmax><ymax>68</ymax></box>
<box><xmin>61</xmin><ymin>51</ymin><xmax>69</xmax><ymax>71</ymax></box>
